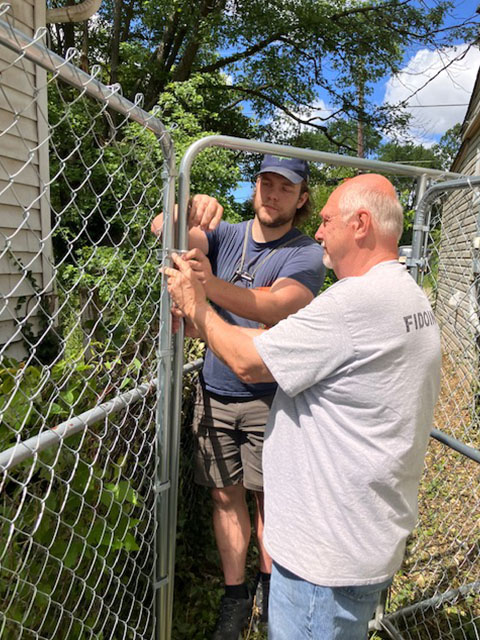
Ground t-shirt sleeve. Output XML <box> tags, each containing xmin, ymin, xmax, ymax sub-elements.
<box><xmin>275</xmin><ymin>244</ymin><xmax>326</xmax><ymax>296</ymax></box>
<box><xmin>253</xmin><ymin>292</ymin><xmax>354</xmax><ymax>397</ymax></box>
<box><xmin>205</xmin><ymin>221</ymin><xmax>225</xmax><ymax>259</ymax></box>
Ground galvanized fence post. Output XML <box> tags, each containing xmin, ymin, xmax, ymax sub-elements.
<box><xmin>409</xmin><ymin>173</ymin><xmax>429</xmax><ymax>282</ymax></box>
<box><xmin>155</xmin><ymin>161</ymin><xmax>177</xmax><ymax>640</ymax></box>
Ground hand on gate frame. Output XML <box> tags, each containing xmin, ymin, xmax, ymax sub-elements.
<box><xmin>151</xmin><ymin>194</ymin><xmax>224</xmax><ymax>236</ymax></box>
<box><xmin>163</xmin><ymin>253</ymin><xmax>208</xmax><ymax>337</ymax></box>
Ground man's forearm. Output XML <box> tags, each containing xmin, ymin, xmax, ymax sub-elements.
<box><xmin>194</xmin><ymin>302</ymin><xmax>274</xmax><ymax>383</ymax></box>
<box><xmin>165</xmin><ymin>251</ymin><xmax>274</xmax><ymax>383</ymax></box>
<box><xmin>205</xmin><ymin>277</ymin><xmax>271</xmax><ymax>324</ymax></box>
<box><xmin>205</xmin><ymin>275</ymin><xmax>311</xmax><ymax>327</ymax></box>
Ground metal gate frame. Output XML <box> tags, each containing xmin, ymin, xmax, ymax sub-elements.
<box><xmin>176</xmin><ymin>135</ymin><xmax>480</xmax><ymax>638</ymax></box>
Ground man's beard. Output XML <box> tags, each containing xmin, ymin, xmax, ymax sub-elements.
<box><xmin>322</xmin><ymin>249</ymin><xmax>333</xmax><ymax>269</ymax></box>
<box><xmin>257</xmin><ymin>208</ymin><xmax>296</xmax><ymax>228</ymax></box>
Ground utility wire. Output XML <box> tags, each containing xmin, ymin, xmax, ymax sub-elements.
<box><xmin>403</xmin><ymin>103</ymin><xmax>469</xmax><ymax>108</ymax></box>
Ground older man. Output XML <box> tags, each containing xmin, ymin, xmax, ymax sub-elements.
<box><xmin>165</xmin><ymin>173</ymin><xmax>441</xmax><ymax>639</ymax></box>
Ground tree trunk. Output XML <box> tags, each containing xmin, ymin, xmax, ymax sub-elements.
<box><xmin>120</xmin><ymin>0</ymin><xmax>135</xmax><ymax>42</ymax></box>
<box><xmin>356</xmin><ymin>62</ymin><xmax>365</xmax><ymax>159</ymax></box>
<box><xmin>173</xmin><ymin>0</ymin><xmax>227</xmax><ymax>82</ymax></box>
<box><xmin>63</xmin><ymin>0</ymin><xmax>77</xmax><ymax>53</ymax></box>
<box><xmin>110</xmin><ymin>0</ymin><xmax>123</xmax><ymax>85</ymax></box>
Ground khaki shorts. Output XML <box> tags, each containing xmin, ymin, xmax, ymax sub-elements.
<box><xmin>192</xmin><ymin>384</ymin><xmax>274</xmax><ymax>492</ymax></box>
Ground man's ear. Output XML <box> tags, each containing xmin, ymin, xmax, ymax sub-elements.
<box><xmin>296</xmin><ymin>192</ymin><xmax>309</xmax><ymax>210</ymax></box>
<box><xmin>354</xmin><ymin>209</ymin><xmax>371</xmax><ymax>238</ymax></box>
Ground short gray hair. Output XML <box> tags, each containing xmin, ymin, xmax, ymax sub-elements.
<box><xmin>338</xmin><ymin>184</ymin><xmax>404</xmax><ymax>242</ymax></box>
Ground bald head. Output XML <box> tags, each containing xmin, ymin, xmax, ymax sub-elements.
<box><xmin>340</xmin><ymin>173</ymin><xmax>397</xmax><ymax>197</ymax></box>
<box><xmin>336</xmin><ymin>173</ymin><xmax>403</xmax><ymax>242</ymax></box>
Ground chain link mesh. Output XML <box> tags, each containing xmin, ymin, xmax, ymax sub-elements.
<box><xmin>0</xmin><ymin>11</ymin><xmax>174</xmax><ymax>639</ymax></box>
<box><xmin>2</xmin><ymin>10</ymin><xmax>480</xmax><ymax>640</ymax></box>
<box><xmin>383</xmin><ymin>185</ymin><xmax>480</xmax><ymax>639</ymax></box>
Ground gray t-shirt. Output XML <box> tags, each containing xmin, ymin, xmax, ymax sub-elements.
<box><xmin>254</xmin><ymin>261</ymin><xmax>441</xmax><ymax>587</ymax></box>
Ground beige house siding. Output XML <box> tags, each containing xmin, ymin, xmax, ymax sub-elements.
<box><xmin>435</xmin><ymin>76</ymin><xmax>480</xmax><ymax>372</ymax></box>
<box><xmin>0</xmin><ymin>0</ymin><xmax>52</xmax><ymax>361</ymax></box>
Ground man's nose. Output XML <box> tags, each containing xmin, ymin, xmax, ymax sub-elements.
<box><xmin>315</xmin><ymin>224</ymin><xmax>323</xmax><ymax>242</ymax></box>
<box><xmin>266</xmin><ymin>188</ymin><xmax>279</xmax><ymax>201</ymax></box>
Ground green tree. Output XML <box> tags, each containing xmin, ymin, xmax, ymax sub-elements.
<box><xmin>291</xmin><ymin>119</ymin><xmax>383</xmax><ymax>157</ymax></box>
<box><xmin>378</xmin><ymin>140</ymin><xmax>441</xmax><ymax>170</ymax></box>
<box><xmin>377</xmin><ymin>139</ymin><xmax>442</xmax><ymax>203</ymax></box>
<box><xmin>432</xmin><ymin>122</ymin><xmax>463</xmax><ymax>170</ymax></box>
<box><xmin>46</xmin><ymin>0</ymin><xmax>479</xmax><ymax>142</ymax></box>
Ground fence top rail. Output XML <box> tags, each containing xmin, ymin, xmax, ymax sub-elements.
<box><xmin>179</xmin><ymin>135</ymin><xmax>465</xmax><ymax>182</ymax></box>
<box><xmin>0</xmin><ymin>8</ymin><xmax>175</xmax><ymax>166</ymax></box>
<box><xmin>0</xmin><ymin>359</ymin><xmax>204</xmax><ymax>473</ymax></box>
<box><xmin>175</xmin><ymin>135</ymin><xmax>466</xmax><ymax>249</ymax></box>
<box><xmin>416</xmin><ymin>174</ymin><xmax>480</xmax><ymax>215</ymax></box>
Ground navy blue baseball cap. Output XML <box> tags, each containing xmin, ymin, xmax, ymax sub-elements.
<box><xmin>257</xmin><ymin>154</ymin><xmax>309</xmax><ymax>184</ymax></box>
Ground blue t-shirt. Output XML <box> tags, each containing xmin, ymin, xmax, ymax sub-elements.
<box><xmin>202</xmin><ymin>220</ymin><xmax>326</xmax><ymax>398</ymax></box>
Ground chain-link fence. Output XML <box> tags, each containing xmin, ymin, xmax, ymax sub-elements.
<box><xmin>380</xmin><ymin>179</ymin><xmax>480</xmax><ymax>640</ymax></box>
<box><xmin>1</xmin><ymin>6</ymin><xmax>480</xmax><ymax>640</ymax></box>
<box><xmin>0</xmin><ymin>7</ymin><xmax>179</xmax><ymax>639</ymax></box>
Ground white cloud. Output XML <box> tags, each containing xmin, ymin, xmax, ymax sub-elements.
<box><xmin>296</xmin><ymin>100</ymin><xmax>334</xmax><ymax>127</ymax></box>
<box><xmin>383</xmin><ymin>45</ymin><xmax>480</xmax><ymax>144</ymax></box>
<box><xmin>222</xmin><ymin>73</ymin><xmax>234</xmax><ymax>86</ymax></box>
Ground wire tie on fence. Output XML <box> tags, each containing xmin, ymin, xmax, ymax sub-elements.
<box><xmin>413</xmin><ymin>224</ymin><xmax>429</xmax><ymax>232</ymax></box>
<box><xmin>154</xmin><ymin>481</ymin><xmax>171</xmax><ymax>494</ymax></box>
<box><xmin>134</xmin><ymin>93</ymin><xmax>145</xmax><ymax>108</ymax></box>
<box><xmin>64</xmin><ymin>46</ymin><xmax>79</xmax><ymax>63</ymax></box>
<box><xmin>31</xmin><ymin>26</ymin><xmax>48</xmax><ymax>46</ymax></box>
<box><xmin>90</xmin><ymin>64</ymin><xmax>102</xmax><ymax>80</ymax></box>
<box><xmin>153</xmin><ymin>576</ymin><xmax>169</xmax><ymax>590</ymax></box>
<box><xmin>106</xmin><ymin>82</ymin><xmax>122</xmax><ymax>97</ymax></box>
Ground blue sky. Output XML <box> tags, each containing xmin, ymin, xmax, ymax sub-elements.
<box><xmin>232</xmin><ymin>0</ymin><xmax>480</xmax><ymax>201</ymax></box>
<box><xmin>279</xmin><ymin>0</ymin><xmax>480</xmax><ymax>147</ymax></box>
<box><xmin>376</xmin><ymin>0</ymin><xmax>479</xmax><ymax>137</ymax></box>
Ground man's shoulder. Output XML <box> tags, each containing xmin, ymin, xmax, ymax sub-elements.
<box><xmin>292</xmin><ymin>229</ymin><xmax>315</xmax><ymax>242</ymax></box>
<box><xmin>288</xmin><ymin>229</ymin><xmax>321</xmax><ymax>249</ymax></box>
<box><xmin>211</xmin><ymin>219</ymin><xmax>248</xmax><ymax>240</ymax></box>
<box><xmin>207</xmin><ymin>220</ymin><xmax>248</xmax><ymax>254</ymax></box>
<box><xmin>274</xmin><ymin>232</ymin><xmax>325</xmax><ymax>293</ymax></box>
<box><xmin>286</xmin><ymin>231</ymin><xmax>324</xmax><ymax>264</ymax></box>
<box><xmin>327</xmin><ymin>261</ymin><xmax>421</xmax><ymax>309</ymax></box>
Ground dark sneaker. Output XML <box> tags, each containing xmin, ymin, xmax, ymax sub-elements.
<box><xmin>252</xmin><ymin>573</ymin><xmax>270</xmax><ymax>628</ymax></box>
<box><xmin>212</xmin><ymin>594</ymin><xmax>253</xmax><ymax>640</ymax></box>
